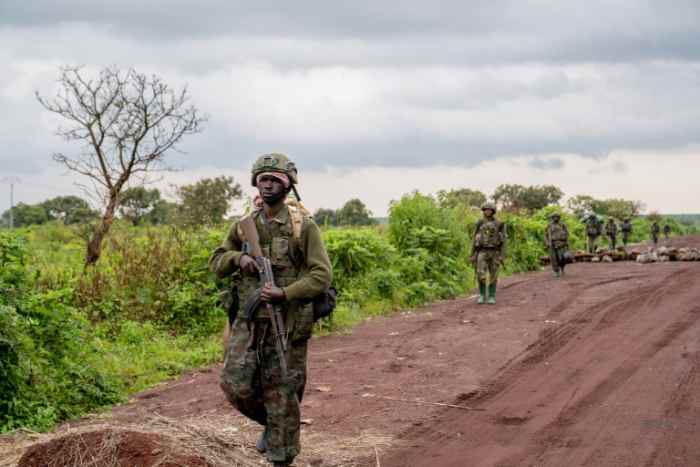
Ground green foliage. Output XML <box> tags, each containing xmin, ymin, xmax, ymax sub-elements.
<box><xmin>42</xmin><ymin>196</ymin><xmax>98</xmax><ymax>225</ymax></box>
<box><xmin>335</xmin><ymin>198</ymin><xmax>377</xmax><ymax>226</ymax></box>
<box><xmin>493</xmin><ymin>184</ymin><xmax>563</xmax><ymax>213</ymax></box>
<box><xmin>1</xmin><ymin>203</ymin><xmax>49</xmax><ymax>227</ymax></box>
<box><xmin>436</xmin><ymin>188</ymin><xmax>486</xmax><ymax>209</ymax></box>
<box><xmin>119</xmin><ymin>187</ymin><xmax>162</xmax><ymax>225</ymax></box>
<box><xmin>567</xmin><ymin>195</ymin><xmax>643</xmax><ymax>220</ymax></box>
<box><xmin>0</xmin><ymin>233</ymin><xmax>123</xmax><ymax>432</ymax></box>
<box><xmin>176</xmin><ymin>176</ymin><xmax>242</xmax><ymax>226</ymax></box>
<box><xmin>313</xmin><ymin>208</ymin><xmax>337</xmax><ymax>227</ymax></box>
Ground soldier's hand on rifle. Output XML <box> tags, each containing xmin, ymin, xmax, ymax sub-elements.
<box><xmin>469</xmin><ymin>254</ymin><xmax>476</xmax><ymax>264</ymax></box>
<box><xmin>261</xmin><ymin>283</ymin><xmax>286</xmax><ymax>303</ymax></box>
<box><xmin>239</xmin><ymin>254</ymin><xmax>260</xmax><ymax>274</ymax></box>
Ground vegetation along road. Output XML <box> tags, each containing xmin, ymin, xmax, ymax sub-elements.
<box><xmin>6</xmin><ymin>237</ymin><xmax>700</xmax><ymax>466</ymax></box>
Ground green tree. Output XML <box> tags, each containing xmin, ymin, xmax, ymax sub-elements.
<box><xmin>336</xmin><ymin>198</ymin><xmax>376</xmax><ymax>226</ymax></box>
<box><xmin>493</xmin><ymin>184</ymin><xmax>563</xmax><ymax>213</ymax></box>
<box><xmin>313</xmin><ymin>208</ymin><xmax>337</xmax><ymax>227</ymax></box>
<box><xmin>175</xmin><ymin>176</ymin><xmax>242</xmax><ymax>226</ymax></box>
<box><xmin>436</xmin><ymin>188</ymin><xmax>486</xmax><ymax>209</ymax></box>
<box><xmin>42</xmin><ymin>196</ymin><xmax>97</xmax><ymax>225</ymax></box>
<box><xmin>119</xmin><ymin>187</ymin><xmax>162</xmax><ymax>225</ymax></box>
<box><xmin>567</xmin><ymin>195</ymin><xmax>643</xmax><ymax>220</ymax></box>
<box><xmin>146</xmin><ymin>199</ymin><xmax>179</xmax><ymax>225</ymax></box>
<box><xmin>1</xmin><ymin>203</ymin><xmax>49</xmax><ymax>227</ymax></box>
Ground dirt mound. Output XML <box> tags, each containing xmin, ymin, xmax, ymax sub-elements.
<box><xmin>18</xmin><ymin>429</ymin><xmax>209</xmax><ymax>467</ymax></box>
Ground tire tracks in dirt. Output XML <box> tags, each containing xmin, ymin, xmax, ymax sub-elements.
<box><xmin>383</xmin><ymin>264</ymin><xmax>700</xmax><ymax>467</ymax></box>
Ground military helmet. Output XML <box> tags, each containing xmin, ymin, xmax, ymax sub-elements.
<box><xmin>550</xmin><ymin>212</ymin><xmax>561</xmax><ymax>219</ymax></box>
<box><xmin>481</xmin><ymin>202</ymin><xmax>497</xmax><ymax>212</ymax></box>
<box><xmin>251</xmin><ymin>153</ymin><xmax>298</xmax><ymax>187</ymax></box>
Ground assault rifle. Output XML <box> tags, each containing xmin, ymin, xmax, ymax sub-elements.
<box><xmin>239</xmin><ymin>215</ymin><xmax>288</xmax><ymax>378</ymax></box>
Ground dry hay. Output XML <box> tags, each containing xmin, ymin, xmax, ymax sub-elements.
<box><xmin>1</xmin><ymin>413</ymin><xmax>394</xmax><ymax>467</ymax></box>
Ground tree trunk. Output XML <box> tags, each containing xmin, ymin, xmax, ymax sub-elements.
<box><xmin>85</xmin><ymin>195</ymin><xmax>118</xmax><ymax>266</ymax></box>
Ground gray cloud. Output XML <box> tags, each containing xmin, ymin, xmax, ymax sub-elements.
<box><xmin>528</xmin><ymin>157</ymin><xmax>565</xmax><ymax>171</ymax></box>
<box><xmin>1</xmin><ymin>1</ymin><xmax>700</xmax><ymax>182</ymax></box>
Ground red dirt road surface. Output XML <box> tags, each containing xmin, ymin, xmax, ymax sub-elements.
<box><xmin>6</xmin><ymin>237</ymin><xmax>700</xmax><ymax>467</ymax></box>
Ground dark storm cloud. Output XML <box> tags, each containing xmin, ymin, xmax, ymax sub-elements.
<box><xmin>2</xmin><ymin>0</ymin><xmax>699</xmax><ymax>65</ymax></box>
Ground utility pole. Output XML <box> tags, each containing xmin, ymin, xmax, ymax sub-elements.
<box><xmin>1</xmin><ymin>177</ymin><xmax>21</xmax><ymax>228</ymax></box>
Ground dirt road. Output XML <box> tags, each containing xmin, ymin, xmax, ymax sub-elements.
<box><xmin>6</xmin><ymin>237</ymin><xmax>700</xmax><ymax>467</ymax></box>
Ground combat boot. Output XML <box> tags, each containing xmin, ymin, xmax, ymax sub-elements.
<box><xmin>256</xmin><ymin>425</ymin><xmax>269</xmax><ymax>453</ymax></box>
<box><xmin>487</xmin><ymin>283</ymin><xmax>497</xmax><ymax>304</ymax></box>
<box><xmin>477</xmin><ymin>281</ymin><xmax>486</xmax><ymax>304</ymax></box>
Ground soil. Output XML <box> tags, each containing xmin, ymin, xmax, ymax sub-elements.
<box><xmin>10</xmin><ymin>236</ymin><xmax>700</xmax><ymax>467</ymax></box>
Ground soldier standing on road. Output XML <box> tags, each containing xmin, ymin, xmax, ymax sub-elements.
<box><xmin>663</xmin><ymin>224</ymin><xmax>672</xmax><ymax>240</ymax></box>
<box><xmin>651</xmin><ymin>221</ymin><xmax>661</xmax><ymax>246</ymax></box>
<box><xmin>585</xmin><ymin>214</ymin><xmax>602</xmax><ymax>254</ymax></box>
<box><xmin>620</xmin><ymin>218</ymin><xmax>633</xmax><ymax>247</ymax></box>
<box><xmin>209</xmin><ymin>153</ymin><xmax>332</xmax><ymax>467</ymax></box>
<box><xmin>470</xmin><ymin>202</ymin><xmax>507</xmax><ymax>305</ymax></box>
<box><xmin>605</xmin><ymin>218</ymin><xmax>618</xmax><ymax>250</ymax></box>
<box><xmin>545</xmin><ymin>213</ymin><xmax>569</xmax><ymax>278</ymax></box>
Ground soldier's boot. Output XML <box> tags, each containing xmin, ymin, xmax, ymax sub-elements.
<box><xmin>553</xmin><ymin>269</ymin><xmax>560</xmax><ymax>278</ymax></box>
<box><xmin>487</xmin><ymin>283</ymin><xmax>497</xmax><ymax>305</ymax></box>
<box><xmin>256</xmin><ymin>425</ymin><xmax>269</xmax><ymax>453</ymax></box>
<box><xmin>477</xmin><ymin>281</ymin><xmax>486</xmax><ymax>304</ymax></box>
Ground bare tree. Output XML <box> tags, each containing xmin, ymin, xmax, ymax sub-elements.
<box><xmin>36</xmin><ymin>66</ymin><xmax>205</xmax><ymax>265</ymax></box>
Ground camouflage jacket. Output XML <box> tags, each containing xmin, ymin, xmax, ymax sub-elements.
<box><xmin>209</xmin><ymin>205</ymin><xmax>332</xmax><ymax>341</ymax></box>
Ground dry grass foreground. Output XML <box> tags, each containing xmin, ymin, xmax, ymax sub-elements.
<box><xmin>0</xmin><ymin>413</ymin><xmax>392</xmax><ymax>467</ymax></box>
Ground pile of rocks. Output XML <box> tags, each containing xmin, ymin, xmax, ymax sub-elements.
<box><xmin>637</xmin><ymin>246</ymin><xmax>700</xmax><ymax>263</ymax></box>
<box><xmin>540</xmin><ymin>245</ymin><xmax>700</xmax><ymax>266</ymax></box>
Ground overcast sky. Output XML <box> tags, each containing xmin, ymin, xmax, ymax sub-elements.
<box><xmin>1</xmin><ymin>1</ymin><xmax>699</xmax><ymax>215</ymax></box>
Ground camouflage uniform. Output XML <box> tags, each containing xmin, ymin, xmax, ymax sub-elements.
<box><xmin>585</xmin><ymin>216</ymin><xmax>601</xmax><ymax>254</ymax></box>
<box><xmin>620</xmin><ymin>219</ymin><xmax>632</xmax><ymax>246</ymax></box>
<box><xmin>545</xmin><ymin>214</ymin><xmax>569</xmax><ymax>277</ymax></box>
<box><xmin>605</xmin><ymin>219</ymin><xmax>618</xmax><ymax>250</ymax></box>
<box><xmin>471</xmin><ymin>203</ymin><xmax>506</xmax><ymax>304</ymax></box>
<box><xmin>651</xmin><ymin>222</ymin><xmax>660</xmax><ymax>246</ymax></box>
<box><xmin>663</xmin><ymin>224</ymin><xmax>671</xmax><ymax>240</ymax></box>
<box><xmin>209</xmin><ymin>155</ymin><xmax>332</xmax><ymax>465</ymax></box>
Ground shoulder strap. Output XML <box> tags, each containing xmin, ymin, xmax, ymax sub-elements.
<box><xmin>287</xmin><ymin>204</ymin><xmax>304</xmax><ymax>241</ymax></box>
<box><xmin>236</xmin><ymin>209</ymin><xmax>262</xmax><ymax>243</ymax></box>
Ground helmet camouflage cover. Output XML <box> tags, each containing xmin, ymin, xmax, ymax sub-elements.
<box><xmin>251</xmin><ymin>152</ymin><xmax>298</xmax><ymax>186</ymax></box>
<box><xmin>481</xmin><ymin>202</ymin><xmax>497</xmax><ymax>212</ymax></box>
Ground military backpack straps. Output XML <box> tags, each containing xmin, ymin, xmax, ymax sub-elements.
<box><xmin>237</xmin><ymin>202</ymin><xmax>337</xmax><ymax>322</ymax></box>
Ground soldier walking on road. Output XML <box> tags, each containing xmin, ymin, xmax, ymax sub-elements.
<box><xmin>620</xmin><ymin>218</ymin><xmax>633</xmax><ymax>247</ymax></box>
<box><xmin>663</xmin><ymin>224</ymin><xmax>671</xmax><ymax>240</ymax></box>
<box><xmin>605</xmin><ymin>218</ymin><xmax>618</xmax><ymax>250</ymax></box>
<box><xmin>651</xmin><ymin>221</ymin><xmax>660</xmax><ymax>246</ymax></box>
<box><xmin>209</xmin><ymin>153</ymin><xmax>332</xmax><ymax>467</ymax></box>
<box><xmin>545</xmin><ymin>213</ymin><xmax>569</xmax><ymax>278</ymax></box>
<box><xmin>470</xmin><ymin>202</ymin><xmax>507</xmax><ymax>305</ymax></box>
<box><xmin>585</xmin><ymin>214</ymin><xmax>602</xmax><ymax>254</ymax></box>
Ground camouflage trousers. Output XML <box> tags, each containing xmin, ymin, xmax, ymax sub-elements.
<box><xmin>476</xmin><ymin>249</ymin><xmax>501</xmax><ymax>285</ymax></box>
<box><xmin>549</xmin><ymin>245</ymin><xmax>567</xmax><ymax>273</ymax></box>
<box><xmin>587</xmin><ymin>235</ymin><xmax>598</xmax><ymax>254</ymax></box>
<box><xmin>220</xmin><ymin>317</ymin><xmax>308</xmax><ymax>463</ymax></box>
<box><xmin>608</xmin><ymin>235</ymin><xmax>617</xmax><ymax>250</ymax></box>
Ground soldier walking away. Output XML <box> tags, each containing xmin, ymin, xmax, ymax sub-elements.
<box><xmin>605</xmin><ymin>218</ymin><xmax>618</xmax><ymax>250</ymax></box>
<box><xmin>663</xmin><ymin>224</ymin><xmax>672</xmax><ymax>240</ymax></box>
<box><xmin>620</xmin><ymin>218</ymin><xmax>633</xmax><ymax>247</ymax></box>
<box><xmin>545</xmin><ymin>213</ymin><xmax>569</xmax><ymax>278</ymax></box>
<box><xmin>470</xmin><ymin>202</ymin><xmax>507</xmax><ymax>305</ymax></box>
<box><xmin>209</xmin><ymin>153</ymin><xmax>332</xmax><ymax>467</ymax></box>
<box><xmin>651</xmin><ymin>221</ymin><xmax>660</xmax><ymax>247</ymax></box>
<box><xmin>585</xmin><ymin>214</ymin><xmax>602</xmax><ymax>254</ymax></box>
